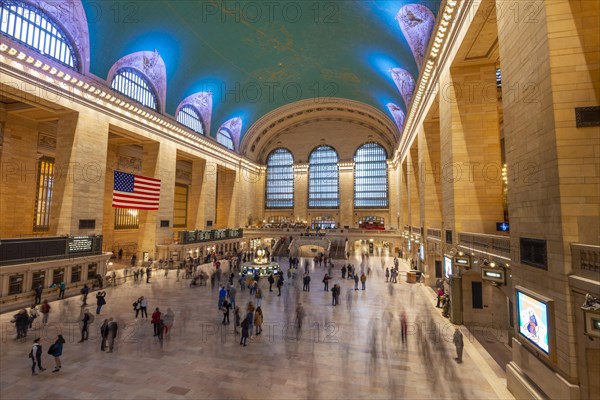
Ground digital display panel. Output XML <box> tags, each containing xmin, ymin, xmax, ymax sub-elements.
<box><xmin>444</xmin><ymin>256</ymin><xmax>453</xmax><ymax>278</ymax></box>
<box><xmin>516</xmin><ymin>290</ymin><xmax>550</xmax><ymax>354</ymax></box>
<box><xmin>496</xmin><ymin>222</ymin><xmax>510</xmax><ymax>232</ymax></box>
<box><xmin>68</xmin><ymin>236</ymin><xmax>93</xmax><ymax>253</ymax></box>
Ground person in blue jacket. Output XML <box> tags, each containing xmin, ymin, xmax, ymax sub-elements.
<box><xmin>50</xmin><ymin>334</ymin><xmax>65</xmax><ymax>372</ymax></box>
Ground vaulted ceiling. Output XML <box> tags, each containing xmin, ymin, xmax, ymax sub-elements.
<box><xmin>81</xmin><ymin>0</ymin><xmax>439</xmax><ymax>142</ymax></box>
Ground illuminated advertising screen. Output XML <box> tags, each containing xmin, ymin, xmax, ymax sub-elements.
<box><xmin>516</xmin><ymin>289</ymin><xmax>550</xmax><ymax>354</ymax></box>
<box><xmin>444</xmin><ymin>256</ymin><xmax>453</xmax><ymax>278</ymax></box>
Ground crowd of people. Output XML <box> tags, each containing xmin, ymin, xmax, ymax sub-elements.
<box><xmin>10</xmin><ymin>247</ymin><xmax>465</xmax><ymax>378</ymax></box>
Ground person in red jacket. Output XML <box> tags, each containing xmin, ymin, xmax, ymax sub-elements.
<box><xmin>151</xmin><ymin>308</ymin><xmax>162</xmax><ymax>336</ymax></box>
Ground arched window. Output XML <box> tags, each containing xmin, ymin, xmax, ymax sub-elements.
<box><xmin>308</xmin><ymin>145</ymin><xmax>339</xmax><ymax>208</ymax></box>
<box><xmin>265</xmin><ymin>148</ymin><xmax>294</xmax><ymax>208</ymax></box>
<box><xmin>177</xmin><ymin>104</ymin><xmax>204</xmax><ymax>134</ymax></box>
<box><xmin>354</xmin><ymin>143</ymin><xmax>388</xmax><ymax>208</ymax></box>
<box><xmin>111</xmin><ymin>68</ymin><xmax>158</xmax><ymax>111</ymax></box>
<box><xmin>217</xmin><ymin>128</ymin><xmax>234</xmax><ymax>150</ymax></box>
<box><xmin>0</xmin><ymin>0</ymin><xmax>79</xmax><ymax>69</ymax></box>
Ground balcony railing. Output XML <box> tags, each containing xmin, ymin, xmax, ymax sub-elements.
<box><xmin>457</xmin><ymin>232</ymin><xmax>511</xmax><ymax>259</ymax></box>
<box><xmin>571</xmin><ymin>243</ymin><xmax>600</xmax><ymax>279</ymax></box>
<box><xmin>427</xmin><ymin>228</ymin><xmax>441</xmax><ymax>239</ymax></box>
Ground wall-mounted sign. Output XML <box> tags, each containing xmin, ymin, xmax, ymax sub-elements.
<box><xmin>444</xmin><ymin>255</ymin><xmax>453</xmax><ymax>278</ymax></box>
<box><xmin>496</xmin><ymin>222</ymin><xmax>510</xmax><ymax>232</ymax></box>
<box><xmin>482</xmin><ymin>267</ymin><xmax>505</xmax><ymax>284</ymax></box>
<box><xmin>454</xmin><ymin>255</ymin><xmax>471</xmax><ymax>268</ymax></box>
<box><xmin>68</xmin><ymin>236</ymin><xmax>93</xmax><ymax>253</ymax></box>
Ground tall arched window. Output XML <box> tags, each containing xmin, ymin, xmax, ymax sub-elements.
<box><xmin>217</xmin><ymin>128</ymin><xmax>234</xmax><ymax>150</ymax></box>
<box><xmin>308</xmin><ymin>145</ymin><xmax>339</xmax><ymax>208</ymax></box>
<box><xmin>177</xmin><ymin>104</ymin><xmax>204</xmax><ymax>134</ymax></box>
<box><xmin>354</xmin><ymin>143</ymin><xmax>388</xmax><ymax>208</ymax></box>
<box><xmin>0</xmin><ymin>0</ymin><xmax>79</xmax><ymax>69</ymax></box>
<box><xmin>265</xmin><ymin>148</ymin><xmax>294</xmax><ymax>208</ymax></box>
<box><xmin>111</xmin><ymin>68</ymin><xmax>158</xmax><ymax>111</ymax></box>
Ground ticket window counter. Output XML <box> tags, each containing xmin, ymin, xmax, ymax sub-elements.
<box><xmin>240</xmin><ymin>265</ymin><xmax>280</xmax><ymax>277</ymax></box>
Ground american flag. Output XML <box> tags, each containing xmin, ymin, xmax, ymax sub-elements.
<box><xmin>112</xmin><ymin>171</ymin><xmax>161</xmax><ymax>210</ymax></box>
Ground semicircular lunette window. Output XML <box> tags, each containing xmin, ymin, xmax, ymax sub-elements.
<box><xmin>354</xmin><ymin>143</ymin><xmax>388</xmax><ymax>208</ymax></box>
<box><xmin>265</xmin><ymin>148</ymin><xmax>294</xmax><ymax>208</ymax></box>
<box><xmin>177</xmin><ymin>104</ymin><xmax>204</xmax><ymax>134</ymax></box>
<box><xmin>217</xmin><ymin>128</ymin><xmax>234</xmax><ymax>150</ymax></box>
<box><xmin>0</xmin><ymin>0</ymin><xmax>79</xmax><ymax>70</ymax></box>
<box><xmin>111</xmin><ymin>68</ymin><xmax>158</xmax><ymax>111</ymax></box>
<box><xmin>308</xmin><ymin>145</ymin><xmax>339</xmax><ymax>208</ymax></box>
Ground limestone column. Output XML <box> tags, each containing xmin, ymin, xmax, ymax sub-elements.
<box><xmin>50</xmin><ymin>110</ymin><xmax>109</xmax><ymax>236</ymax></box>
<box><xmin>137</xmin><ymin>141</ymin><xmax>177</xmax><ymax>257</ymax></box>
<box><xmin>293</xmin><ymin>164</ymin><xmax>308</xmax><ymax>224</ymax></box>
<box><xmin>0</xmin><ymin>114</ymin><xmax>38</xmax><ymax>237</ymax></box>
<box><xmin>497</xmin><ymin>0</ymin><xmax>600</xmax><ymax>397</ymax></box>
<box><xmin>338</xmin><ymin>164</ymin><xmax>354</xmax><ymax>228</ymax></box>
<box><xmin>188</xmin><ymin>158</ymin><xmax>207</xmax><ymax>229</ymax></box>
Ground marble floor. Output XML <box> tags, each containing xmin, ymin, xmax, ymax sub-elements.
<box><xmin>0</xmin><ymin>255</ymin><xmax>514</xmax><ymax>400</ymax></box>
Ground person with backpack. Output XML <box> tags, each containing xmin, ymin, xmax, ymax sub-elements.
<box><xmin>48</xmin><ymin>334</ymin><xmax>65</xmax><ymax>372</ymax></box>
<box><xmin>30</xmin><ymin>338</ymin><xmax>45</xmax><ymax>375</ymax></box>
<box><xmin>40</xmin><ymin>300</ymin><xmax>50</xmax><ymax>326</ymax></box>
<box><xmin>133</xmin><ymin>297</ymin><xmax>142</xmax><ymax>318</ymax></box>
<box><xmin>78</xmin><ymin>309</ymin><xmax>93</xmax><ymax>342</ymax></box>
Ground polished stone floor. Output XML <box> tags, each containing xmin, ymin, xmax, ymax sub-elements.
<box><xmin>0</xmin><ymin>254</ymin><xmax>514</xmax><ymax>400</ymax></box>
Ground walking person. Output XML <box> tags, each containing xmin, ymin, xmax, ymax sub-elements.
<box><xmin>254</xmin><ymin>307</ymin><xmax>264</xmax><ymax>336</ymax></box>
<box><xmin>228</xmin><ymin>286</ymin><xmax>237</xmax><ymax>310</ymax></box>
<box><xmin>58</xmin><ymin>281</ymin><xmax>66</xmax><ymax>299</ymax></box>
<box><xmin>360</xmin><ymin>273</ymin><xmax>367</xmax><ymax>290</ymax></box>
<box><xmin>100</xmin><ymin>319</ymin><xmax>109</xmax><ymax>351</ymax></box>
<box><xmin>49</xmin><ymin>334</ymin><xmax>65</xmax><ymax>372</ymax></box>
<box><xmin>152</xmin><ymin>308</ymin><xmax>162</xmax><ymax>336</ymax></box>
<box><xmin>78</xmin><ymin>309</ymin><xmax>93</xmax><ymax>342</ymax></box>
<box><xmin>218</xmin><ymin>286</ymin><xmax>227</xmax><ymax>310</ymax></box>
<box><xmin>96</xmin><ymin>291</ymin><xmax>106</xmax><ymax>315</ymax></box>
<box><xmin>28</xmin><ymin>305</ymin><xmax>38</xmax><ymax>330</ymax></box>
<box><xmin>234</xmin><ymin>306</ymin><xmax>241</xmax><ymax>334</ymax></box>
<box><xmin>34</xmin><ymin>283</ymin><xmax>43</xmax><ymax>305</ymax></box>
<box><xmin>255</xmin><ymin>287</ymin><xmax>263</xmax><ymax>307</ymax></box>
<box><xmin>323</xmin><ymin>273</ymin><xmax>330</xmax><ymax>291</ymax></box>
<box><xmin>354</xmin><ymin>274</ymin><xmax>359</xmax><ymax>290</ymax></box>
<box><xmin>146</xmin><ymin>266</ymin><xmax>152</xmax><ymax>283</ymax></box>
<box><xmin>133</xmin><ymin>297</ymin><xmax>142</xmax><ymax>318</ymax></box>
<box><xmin>277</xmin><ymin>275</ymin><xmax>283</xmax><ymax>296</ymax></box>
<box><xmin>30</xmin><ymin>338</ymin><xmax>45</xmax><ymax>375</ymax></box>
<box><xmin>239</xmin><ymin>274</ymin><xmax>246</xmax><ymax>292</ymax></box>
<box><xmin>40</xmin><ymin>300</ymin><xmax>50</xmax><ymax>326</ymax></box>
<box><xmin>296</xmin><ymin>303</ymin><xmax>305</xmax><ymax>335</ymax></box>
<box><xmin>163</xmin><ymin>308</ymin><xmax>174</xmax><ymax>337</ymax></box>
<box><xmin>303</xmin><ymin>273</ymin><xmax>311</xmax><ymax>292</ymax></box>
<box><xmin>222</xmin><ymin>299</ymin><xmax>231</xmax><ymax>325</ymax></box>
<box><xmin>13</xmin><ymin>309</ymin><xmax>29</xmax><ymax>339</ymax></box>
<box><xmin>140</xmin><ymin>296</ymin><xmax>148</xmax><ymax>318</ymax></box>
<box><xmin>107</xmin><ymin>318</ymin><xmax>118</xmax><ymax>353</ymax></box>
<box><xmin>240</xmin><ymin>315</ymin><xmax>249</xmax><ymax>347</ymax></box>
<box><xmin>268</xmin><ymin>273</ymin><xmax>275</xmax><ymax>292</ymax></box>
<box><xmin>400</xmin><ymin>311</ymin><xmax>408</xmax><ymax>344</ymax></box>
<box><xmin>246</xmin><ymin>302</ymin><xmax>255</xmax><ymax>338</ymax></box>
<box><xmin>385</xmin><ymin>268</ymin><xmax>390</xmax><ymax>282</ymax></box>
<box><xmin>80</xmin><ymin>284</ymin><xmax>90</xmax><ymax>306</ymax></box>
<box><xmin>341</xmin><ymin>265</ymin><xmax>347</xmax><ymax>280</ymax></box>
<box><xmin>331</xmin><ymin>284</ymin><xmax>339</xmax><ymax>306</ymax></box>
<box><xmin>453</xmin><ymin>326</ymin><xmax>464</xmax><ymax>363</ymax></box>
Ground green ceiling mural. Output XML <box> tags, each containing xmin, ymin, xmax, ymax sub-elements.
<box><xmin>81</xmin><ymin>0</ymin><xmax>439</xmax><ymax>142</ymax></box>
